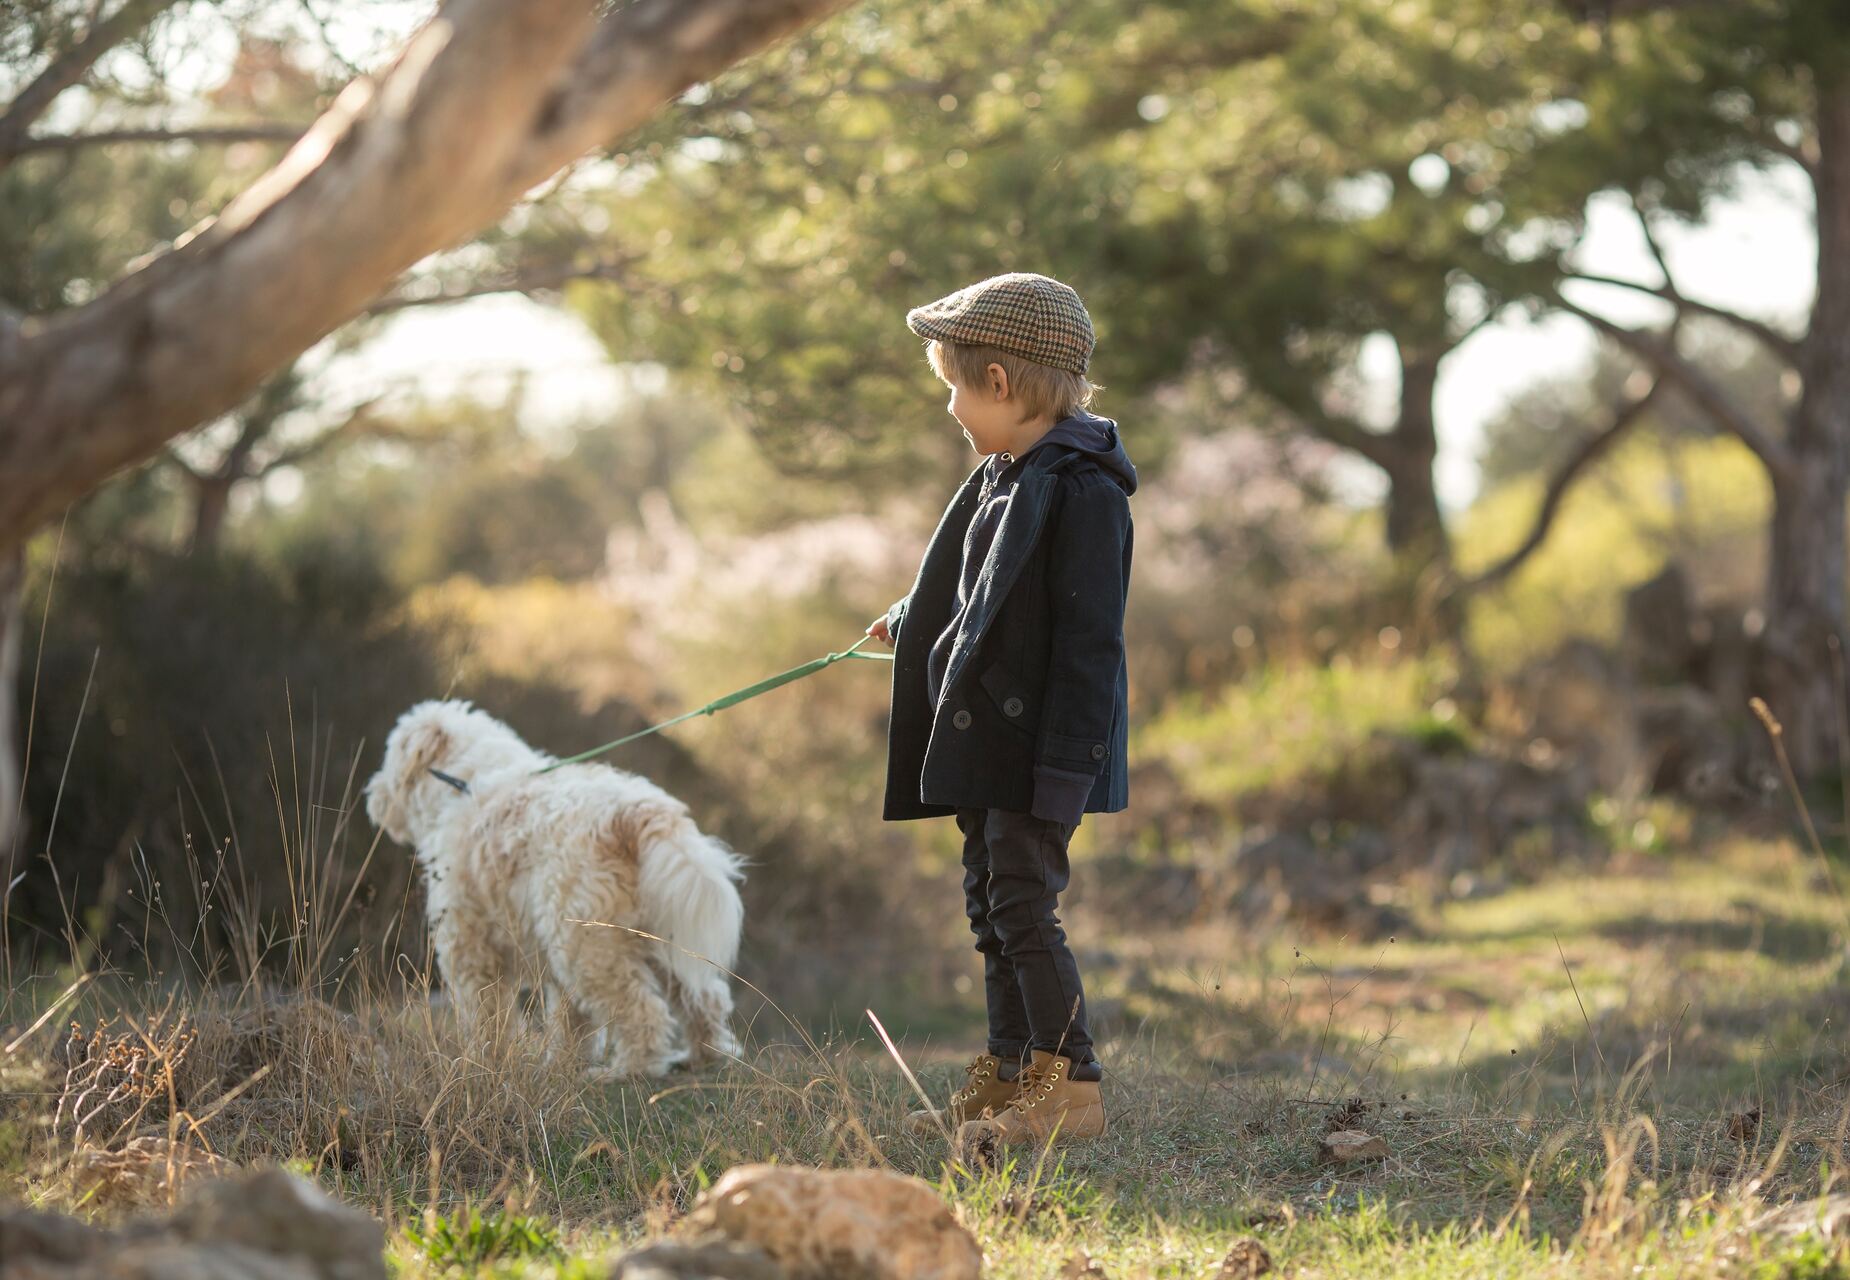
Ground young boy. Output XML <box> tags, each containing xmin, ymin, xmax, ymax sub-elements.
<box><xmin>866</xmin><ymin>272</ymin><xmax>1136</xmax><ymax>1148</ymax></box>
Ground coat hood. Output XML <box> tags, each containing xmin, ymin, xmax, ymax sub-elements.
<box><xmin>1024</xmin><ymin>410</ymin><xmax>1138</xmax><ymax>495</ymax></box>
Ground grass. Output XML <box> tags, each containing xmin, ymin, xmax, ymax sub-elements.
<box><xmin>6</xmin><ymin>822</ymin><xmax>1850</xmax><ymax>1278</ymax></box>
<box><xmin>1132</xmin><ymin>652</ymin><xmax>1459</xmax><ymax>806</ymax></box>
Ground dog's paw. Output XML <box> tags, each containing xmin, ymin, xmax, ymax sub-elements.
<box><xmin>646</xmin><ymin>1046</ymin><xmax>693</xmax><ymax>1076</ymax></box>
<box><xmin>709</xmin><ymin>1028</ymin><xmax>744</xmax><ymax>1060</ymax></box>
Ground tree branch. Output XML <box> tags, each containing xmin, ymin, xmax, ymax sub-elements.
<box><xmin>1294</xmin><ymin>403</ymin><xmax>1401</xmax><ymax>471</ymax></box>
<box><xmin>365</xmin><ymin>255</ymin><xmax>639</xmax><ymax>315</ymax></box>
<box><xmin>1459</xmin><ymin>376</ymin><xmax>1663</xmax><ymax>593</ymax></box>
<box><xmin>0</xmin><ymin>0</ymin><xmax>181</xmax><ymax>170</ymax></box>
<box><xmin>0</xmin><ymin>0</ymin><xmax>854</xmax><ymax>554</ymax></box>
<box><xmin>1549</xmin><ymin>290</ymin><xmax>1798</xmax><ymax>484</ymax></box>
<box><xmin>511</xmin><ymin>0</ymin><xmax>859</xmax><ymax>181</ymax></box>
<box><xmin>1749</xmin><ymin>120</ymin><xmax>1819</xmax><ymax>177</ymax></box>
<box><xmin>253</xmin><ymin>401</ymin><xmax>382</xmax><ymax>475</ymax></box>
<box><xmin>1445</xmin><ymin>304</ymin><xmax>1504</xmax><ymax>354</ymax></box>
<box><xmin>8</xmin><ymin>123</ymin><xmax>310</xmax><ymax>157</ymax></box>
<box><xmin>1562</xmin><ymin>270</ymin><xmax>1802</xmax><ymax>366</ymax></box>
<box><xmin>1628</xmin><ymin>190</ymin><xmax>1677</xmax><ymax>291</ymax></box>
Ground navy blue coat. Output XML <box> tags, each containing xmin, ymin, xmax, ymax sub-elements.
<box><xmin>882</xmin><ymin>414</ymin><xmax>1136</xmax><ymax>824</ymax></box>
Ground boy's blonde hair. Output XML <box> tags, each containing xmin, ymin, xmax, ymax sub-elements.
<box><xmin>926</xmin><ymin>339</ymin><xmax>1097</xmax><ymax>423</ymax></box>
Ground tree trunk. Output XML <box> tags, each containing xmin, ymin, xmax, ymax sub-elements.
<box><xmin>1382</xmin><ymin>353</ymin><xmax>1450</xmax><ymax>565</ymax></box>
<box><xmin>1380</xmin><ymin>350</ymin><xmax>1462</xmax><ymax>644</ymax></box>
<box><xmin>0</xmin><ymin>550</ymin><xmax>23</xmax><ymax>905</ymax></box>
<box><xmin>1759</xmin><ymin>77</ymin><xmax>1850</xmax><ymax>779</ymax></box>
<box><xmin>189</xmin><ymin>474</ymin><xmax>235</xmax><ymax>556</ymax></box>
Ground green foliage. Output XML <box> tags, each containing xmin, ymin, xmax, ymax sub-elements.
<box><xmin>1406</xmin><ymin>710</ymin><xmax>1472</xmax><ymax>757</ymax></box>
<box><xmin>251</xmin><ymin>395</ymin><xmax>717</xmax><ymax>589</ymax></box>
<box><xmin>944</xmin><ymin>1151</ymin><xmax>1104</xmax><ymax>1229</ymax></box>
<box><xmin>1475</xmin><ymin>333</ymin><xmax>1786</xmax><ymax>492</ymax></box>
<box><xmin>1458</xmin><ymin>434</ymin><xmax>1770</xmax><ymax>671</ymax></box>
<box><xmin>2</xmin><ymin>12</ymin><xmax>331</xmax><ymax>314</ymax></box>
<box><xmin>570</xmin><ymin>1</ymin><xmax>1577</xmax><ymax>479</ymax></box>
<box><xmin>1753</xmin><ymin>1236</ymin><xmax>1850</xmax><ymax>1280</ymax></box>
<box><xmin>404</xmin><ymin>1209</ymin><xmax>563</xmax><ymax>1271</ymax></box>
<box><xmin>1135</xmin><ymin>652</ymin><xmax>1454</xmax><ymax>804</ymax></box>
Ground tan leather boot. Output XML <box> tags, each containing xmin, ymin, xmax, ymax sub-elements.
<box><xmin>903</xmin><ymin>1053</ymin><xmax>1019</xmax><ymax>1136</ymax></box>
<box><xmin>954</xmin><ymin>1051</ymin><xmax>1105</xmax><ymax>1152</ymax></box>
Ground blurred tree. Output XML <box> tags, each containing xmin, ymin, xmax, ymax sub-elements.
<box><xmin>163</xmin><ymin>361</ymin><xmax>400</xmax><ymax>555</ymax></box>
<box><xmin>558</xmin><ymin>0</ymin><xmax>1633</xmax><ymax>644</ymax></box>
<box><xmin>0</xmin><ymin>0</ymin><xmax>855</xmax><ymax>556</ymax></box>
<box><xmin>0</xmin><ymin>0</ymin><xmax>855</xmax><ymax>905</ymax></box>
<box><xmin>250</xmin><ymin>392</ymin><xmax>723</xmax><ymax>588</ymax></box>
<box><xmin>1477</xmin><ymin>330</ymin><xmax>1785</xmax><ymax>491</ymax></box>
<box><xmin>1533</xmin><ymin>0</ymin><xmax>1848</xmax><ymax>774</ymax></box>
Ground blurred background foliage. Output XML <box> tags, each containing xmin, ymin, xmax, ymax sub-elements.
<box><xmin>3</xmin><ymin>0</ymin><xmax>1837</xmax><ymax>1037</ymax></box>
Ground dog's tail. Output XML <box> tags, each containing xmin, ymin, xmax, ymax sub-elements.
<box><xmin>639</xmin><ymin>816</ymin><xmax>745</xmax><ymax>987</ymax></box>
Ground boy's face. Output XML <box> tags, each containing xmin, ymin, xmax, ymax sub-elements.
<box><xmin>944</xmin><ymin>362</ymin><xmax>1019</xmax><ymax>456</ymax></box>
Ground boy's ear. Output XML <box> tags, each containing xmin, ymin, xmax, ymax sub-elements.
<box><xmin>986</xmin><ymin>362</ymin><xmax>1010</xmax><ymax>402</ymax></box>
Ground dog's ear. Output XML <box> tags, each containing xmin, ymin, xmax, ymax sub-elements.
<box><xmin>403</xmin><ymin>719</ymin><xmax>452</xmax><ymax>774</ymax></box>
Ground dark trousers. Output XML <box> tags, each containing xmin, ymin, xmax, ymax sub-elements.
<box><xmin>956</xmin><ymin>807</ymin><xmax>1100</xmax><ymax>1077</ymax></box>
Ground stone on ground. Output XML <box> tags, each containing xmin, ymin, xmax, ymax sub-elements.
<box><xmin>682</xmin><ymin>1163</ymin><xmax>982</xmax><ymax>1280</ymax></box>
<box><xmin>1317</xmin><ymin>1129</ymin><xmax>1389</xmax><ymax>1165</ymax></box>
<box><xmin>609</xmin><ymin>1238</ymin><xmax>786</xmax><ymax>1280</ymax></box>
<box><xmin>0</xmin><ymin>1166</ymin><xmax>384</xmax><ymax>1280</ymax></box>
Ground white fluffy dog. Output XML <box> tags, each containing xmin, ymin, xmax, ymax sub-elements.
<box><xmin>365</xmin><ymin>700</ymin><xmax>745</xmax><ymax>1077</ymax></box>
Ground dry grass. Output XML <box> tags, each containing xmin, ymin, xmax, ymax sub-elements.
<box><xmin>6</xmin><ymin>833</ymin><xmax>1850</xmax><ymax>1278</ymax></box>
<box><xmin>5</xmin><ymin>724</ymin><xmax>1850</xmax><ymax>1277</ymax></box>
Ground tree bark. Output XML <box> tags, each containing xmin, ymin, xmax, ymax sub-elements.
<box><xmin>1758</xmin><ymin>76</ymin><xmax>1850</xmax><ymax>778</ymax></box>
<box><xmin>0</xmin><ymin>0</ymin><xmax>852</xmax><ymax>556</ymax></box>
<box><xmin>189</xmin><ymin>475</ymin><xmax>236</xmax><ymax>555</ymax></box>
<box><xmin>0</xmin><ymin>550</ymin><xmax>23</xmax><ymax>901</ymax></box>
<box><xmin>1382</xmin><ymin>351</ymin><xmax>1449</xmax><ymax>568</ymax></box>
<box><xmin>1374</xmin><ymin>348</ymin><xmax>1467</xmax><ymax>646</ymax></box>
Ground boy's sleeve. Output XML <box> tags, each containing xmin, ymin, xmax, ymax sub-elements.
<box><xmin>1032</xmin><ymin>475</ymin><xmax>1131</xmax><ymax>826</ymax></box>
<box><xmin>884</xmin><ymin>595</ymin><xmax>910</xmax><ymax>640</ymax></box>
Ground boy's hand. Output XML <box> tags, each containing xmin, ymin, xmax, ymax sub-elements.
<box><xmin>866</xmin><ymin>617</ymin><xmax>893</xmax><ymax>646</ymax></box>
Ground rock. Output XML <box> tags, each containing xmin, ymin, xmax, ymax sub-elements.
<box><xmin>1083</xmin><ymin>854</ymin><xmax>1212</xmax><ymax>927</ymax></box>
<box><xmin>610</xmin><ymin>1238</ymin><xmax>786</xmax><ymax>1280</ymax></box>
<box><xmin>1230</xmin><ymin>831</ymin><xmax>1412</xmax><ymax>941</ymax></box>
<box><xmin>1060</xmin><ymin>1251</ymin><xmax>1109</xmax><ymax>1278</ymax></box>
<box><xmin>1622</xmin><ymin>566</ymin><xmax>1698</xmax><ymax>686</ymax></box>
<box><xmin>1519</xmin><ymin>640</ymin><xmax>1639</xmax><ymax>797</ymax></box>
<box><xmin>1693</xmin><ymin>603</ymin><xmax>1760</xmax><ymax>716</ymax></box>
<box><xmin>0</xmin><ymin>1167</ymin><xmax>385</xmax><ymax>1280</ymax></box>
<box><xmin>67</xmin><ymin>1136</ymin><xmax>232</xmax><ymax>1208</ymax></box>
<box><xmin>1216</xmin><ymin>1237</ymin><xmax>1274</xmax><ymax>1278</ymax></box>
<box><xmin>172</xmin><ymin>1168</ymin><xmax>384</xmax><ymax>1280</ymax></box>
<box><xmin>1317</xmin><ymin>1130</ymin><xmax>1389</xmax><ymax>1165</ymax></box>
<box><xmin>1631</xmin><ymin>683</ymin><xmax>1771</xmax><ymax>804</ymax></box>
<box><xmin>682</xmin><ymin>1164</ymin><xmax>982</xmax><ymax>1280</ymax></box>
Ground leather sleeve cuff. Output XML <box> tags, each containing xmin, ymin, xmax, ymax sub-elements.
<box><xmin>1030</xmin><ymin>764</ymin><xmax>1095</xmax><ymax>826</ymax></box>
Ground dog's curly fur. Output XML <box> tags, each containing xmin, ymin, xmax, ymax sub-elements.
<box><xmin>366</xmin><ymin>700</ymin><xmax>745</xmax><ymax>1077</ymax></box>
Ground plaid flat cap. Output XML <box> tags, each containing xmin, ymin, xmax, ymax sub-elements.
<box><xmin>905</xmin><ymin>272</ymin><xmax>1095</xmax><ymax>375</ymax></box>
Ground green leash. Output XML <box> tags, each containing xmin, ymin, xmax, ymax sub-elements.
<box><xmin>534</xmin><ymin>632</ymin><xmax>894</xmax><ymax>774</ymax></box>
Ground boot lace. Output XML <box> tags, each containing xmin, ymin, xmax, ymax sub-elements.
<box><xmin>950</xmin><ymin>1056</ymin><xmax>996</xmax><ymax>1105</ymax></box>
<box><xmin>1003</xmin><ymin>1057</ymin><xmax>1065</xmax><ymax>1113</ymax></box>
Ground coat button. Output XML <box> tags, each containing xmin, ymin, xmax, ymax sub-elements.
<box><xmin>1090</xmin><ymin>743</ymin><xmax>1106</xmax><ymax>760</ymax></box>
<box><xmin>952</xmin><ymin>709</ymin><xmax>972</xmax><ymax>730</ymax></box>
<box><xmin>1003</xmin><ymin>696</ymin><xmax>1024</xmax><ymax>718</ymax></box>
